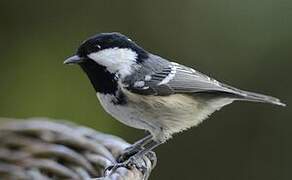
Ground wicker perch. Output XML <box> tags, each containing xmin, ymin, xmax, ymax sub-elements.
<box><xmin>0</xmin><ymin>118</ymin><xmax>157</xmax><ymax>180</ymax></box>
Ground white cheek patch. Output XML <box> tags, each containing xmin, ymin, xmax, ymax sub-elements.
<box><xmin>88</xmin><ymin>48</ymin><xmax>138</xmax><ymax>77</ymax></box>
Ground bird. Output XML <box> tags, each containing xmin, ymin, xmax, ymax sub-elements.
<box><xmin>64</xmin><ymin>32</ymin><xmax>285</xmax><ymax>169</ymax></box>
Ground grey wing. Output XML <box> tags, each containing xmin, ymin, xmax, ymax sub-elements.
<box><xmin>122</xmin><ymin>55</ymin><xmax>285</xmax><ymax>106</ymax></box>
<box><xmin>123</xmin><ymin>57</ymin><xmax>237</xmax><ymax>96</ymax></box>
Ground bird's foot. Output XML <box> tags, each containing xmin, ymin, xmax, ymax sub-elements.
<box><xmin>105</xmin><ymin>155</ymin><xmax>144</xmax><ymax>175</ymax></box>
<box><xmin>104</xmin><ymin>151</ymin><xmax>157</xmax><ymax>176</ymax></box>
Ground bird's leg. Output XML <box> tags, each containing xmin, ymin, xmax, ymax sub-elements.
<box><xmin>117</xmin><ymin>134</ymin><xmax>153</xmax><ymax>162</ymax></box>
<box><xmin>128</xmin><ymin>139</ymin><xmax>161</xmax><ymax>163</ymax></box>
<box><xmin>132</xmin><ymin>134</ymin><xmax>153</xmax><ymax>149</ymax></box>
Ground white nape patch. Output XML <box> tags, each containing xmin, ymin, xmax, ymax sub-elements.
<box><xmin>145</xmin><ymin>75</ymin><xmax>152</xmax><ymax>81</ymax></box>
<box><xmin>158</xmin><ymin>62</ymin><xmax>177</xmax><ymax>85</ymax></box>
<box><xmin>134</xmin><ymin>81</ymin><xmax>145</xmax><ymax>87</ymax></box>
<box><xmin>88</xmin><ymin>48</ymin><xmax>138</xmax><ymax>78</ymax></box>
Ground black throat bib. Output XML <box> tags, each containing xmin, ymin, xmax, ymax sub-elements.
<box><xmin>80</xmin><ymin>59</ymin><xmax>118</xmax><ymax>94</ymax></box>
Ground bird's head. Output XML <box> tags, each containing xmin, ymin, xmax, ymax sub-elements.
<box><xmin>64</xmin><ymin>32</ymin><xmax>148</xmax><ymax>78</ymax></box>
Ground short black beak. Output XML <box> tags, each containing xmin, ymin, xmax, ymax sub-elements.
<box><xmin>64</xmin><ymin>55</ymin><xmax>85</xmax><ymax>65</ymax></box>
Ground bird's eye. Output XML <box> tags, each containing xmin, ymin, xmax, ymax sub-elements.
<box><xmin>96</xmin><ymin>45</ymin><xmax>101</xmax><ymax>49</ymax></box>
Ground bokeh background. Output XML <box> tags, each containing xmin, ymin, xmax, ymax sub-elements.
<box><xmin>0</xmin><ymin>0</ymin><xmax>291</xmax><ymax>179</ymax></box>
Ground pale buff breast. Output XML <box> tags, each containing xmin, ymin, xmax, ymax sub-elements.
<box><xmin>98</xmin><ymin>89</ymin><xmax>233</xmax><ymax>142</ymax></box>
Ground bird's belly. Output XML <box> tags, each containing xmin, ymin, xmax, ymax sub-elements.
<box><xmin>97</xmin><ymin>92</ymin><xmax>232</xmax><ymax>141</ymax></box>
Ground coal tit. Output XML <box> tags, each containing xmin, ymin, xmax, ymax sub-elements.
<box><xmin>64</xmin><ymin>32</ymin><xmax>285</xmax><ymax>168</ymax></box>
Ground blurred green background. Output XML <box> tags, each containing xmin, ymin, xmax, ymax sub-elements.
<box><xmin>0</xmin><ymin>0</ymin><xmax>291</xmax><ymax>179</ymax></box>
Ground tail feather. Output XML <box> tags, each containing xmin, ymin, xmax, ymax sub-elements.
<box><xmin>221</xmin><ymin>84</ymin><xmax>286</xmax><ymax>106</ymax></box>
<box><xmin>234</xmin><ymin>89</ymin><xmax>286</xmax><ymax>106</ymax></box>
<box><xmin>241</xmin><ymin>91</ymin><xmax>286</xmax><ymax>106</ymax></box>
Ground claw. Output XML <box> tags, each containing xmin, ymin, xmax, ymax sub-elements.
<box><xmin>104</xmin><ymin>162</ymin><xmax>129</xmax><ymax>175</ymax></box>
<box><xmin>104</xmin><ymin>164</ymin><xmax>114</xmax><ymax>175</ymax></box>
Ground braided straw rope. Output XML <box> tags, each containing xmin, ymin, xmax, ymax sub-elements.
<box><xmin>0</xmin><ymin>118</ymin><xmax>156</xmax><ymax>180</ymax></box>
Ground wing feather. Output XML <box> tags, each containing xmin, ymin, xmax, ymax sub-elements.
<box><xmin>123</xmin><ymin>56</ymin><xmax>236</xmax><ymax>96</ymax></box>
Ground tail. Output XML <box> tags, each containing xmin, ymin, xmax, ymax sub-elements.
<box><xmin>239</xmin><ymin>90</ymin><xmax>286</xmax><ymax>106</ymax></box>
<box><xmin>221</xmin><ymin>84</ymin><xmax>286</xmax><ymax>106</ymax></box>
<box><xmin>230</xmin><ymin>88</ymin><xmax>286</xmax><ymax>106</ymax></box>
